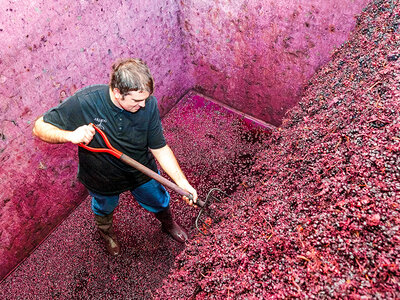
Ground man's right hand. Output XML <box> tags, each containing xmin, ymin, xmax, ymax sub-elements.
<box><xmin>33</xmin><ymin>116</ymin><xmax>96</xmax><ymax>145</ymax></box>
<box><xmin>67</xmin><ymin>124</ymin><xmax>96</xmax><ymax>144</ymax></box>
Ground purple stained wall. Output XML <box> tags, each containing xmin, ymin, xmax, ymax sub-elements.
<box><xmin>0</xmin><ymin>0</ymin><xmax>371</xmax><ymax>281</ymax></box>
<box><xmin>0</xmin><ymin>0</ymin><xmax>193</xmax><ymax>280</ymax></box>
<box><xmin>178</xmin><ymin>0</ymin><xmax>370</xmax><ymax>126</ymax></box>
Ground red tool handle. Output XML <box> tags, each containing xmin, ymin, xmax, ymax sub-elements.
<box><xmin>78</xmin><ymin>124</ymin><xmax>204</xmax><ymax>207</ymax></box>
<box><xmin>78</xmin><ymin>124</ymin><xmax>123</xmax><ymax>158</ymax></box>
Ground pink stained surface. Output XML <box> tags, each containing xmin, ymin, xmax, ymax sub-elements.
<box><xmin>0</xmin><ymin>0</ymin><xmax>375</xmax><ymax>287</ymax></box>
<box><xmin>179</xmin><ymin>0</ymin><xmax>370</xmax><ymax>126</ymax></box>
<box><xmin>0</xmin><ymin>93</ymin><xmax>271</xmax><ymax>298</ymax></box>
<box><xmin>0</xmin><ymin>0</ymin><xmax>193</xmax><ymax>281</ymax></box>
<box><xmin>156</xmin><ymin>1</ymin><xmax>400</xmax><ymax>298</ymax></box>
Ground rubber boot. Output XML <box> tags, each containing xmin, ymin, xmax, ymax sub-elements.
<box><xmin>94</xmin><ymin>213</ymin><xmax>121</xmax><ymax>256</ymax></box>
<box><xmin>155</xmin><ymin>206</ymin><xmax>188</xmax><ymax>243</ymax></box>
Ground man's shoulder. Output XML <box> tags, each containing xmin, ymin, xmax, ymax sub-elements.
<box><xmin>71</xmin><ymin>84</ymin><xmax>109</xmax><ymax>109</ymax></box>
<box><xmin>75</xmin><ymin>84</ymin><xmax>108</xmax><ymax>98</ymax></box>
<box><xmin>147</xmin><ymin>95</ymin><xmax>158</xmax><ymax>108</ymax></box>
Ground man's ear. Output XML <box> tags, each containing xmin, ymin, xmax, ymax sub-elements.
<box><xmin>113</xmin><ymin>88</ymin><xmax>121</xmax><ymax>98</ymax></box>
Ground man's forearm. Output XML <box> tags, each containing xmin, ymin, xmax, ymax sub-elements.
<box><xmin>32</xmin><ymin>116</ymin><xmax>72</xmax><ymax>144</ymax></box>
<box><xmin>150</xmin><ymin>145</ymin><xmax>188</xmax><ymax>185</ymax></box>
<box><xmin>150</xmin><ymin>144</ymin><xmax>198</xmax><ymax>204</ymax></box>
<box><xmin>33</xmin><ymin>117</ymin><xmax>95</xmax><ymax>145</ymax></box>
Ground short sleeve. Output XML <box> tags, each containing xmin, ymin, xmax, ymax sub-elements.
<box><xmin>43</xmin><ymin>95</ymin><xmax>83</xmax><ymax>131</ymax></box>
<box><xmin>147</xmin><ymin>97</ymin><xmax>167</xmax><ymax>149</ymax></box>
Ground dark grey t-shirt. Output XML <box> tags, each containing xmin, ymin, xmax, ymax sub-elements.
<box><xmin>43</xmin><ymin>84</ymin><xmax>166</xmax><ymax>194</ymax></box>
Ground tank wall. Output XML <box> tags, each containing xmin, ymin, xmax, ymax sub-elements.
<box><xmin>0</xmin><ymin>0</ymin><xmax>372</xmax><ymax>281</ymax></box>
<box><xmin>178</xmin><ymin>0</ymin><xmax>370</xmax><ymax>125</ymax></box>
<box><xmin>0</xmin><ymin>0</ymin><xmax>193</xmax><ymax>280</ymax></box>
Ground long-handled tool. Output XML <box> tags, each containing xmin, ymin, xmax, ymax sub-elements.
<box><xmin>78</xmin><ymin>124</ymin><xmax>205</xmax><ymax>206</ymax></box>
<box><xmin>78</xmin><ymin>124</ymin><xmax>222</xmax><ymax>235</ymax></box>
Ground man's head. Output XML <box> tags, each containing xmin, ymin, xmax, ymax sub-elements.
<box><xmin>110</xmin><ymin>58</ymin><xmax>154</xmax><ymax>113</ymax></box>
<box><xmin>110</xmin><ymin>58</ymin><xmax>154</xmax><ymax>95</ymax></box>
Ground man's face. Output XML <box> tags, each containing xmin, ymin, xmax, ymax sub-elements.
<box><xmin>115</xmin><ymin>89</ymin><xmax>150</xmax><ymax>113</ymax></box>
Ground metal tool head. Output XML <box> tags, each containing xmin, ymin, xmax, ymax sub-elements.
<box><xmin>195</xmin><ymin>188</ymin><xmax>230</xmax><ymax>235</ymax></box>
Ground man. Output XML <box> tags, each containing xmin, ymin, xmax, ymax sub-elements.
<box><xmin>33</xmin><ymin>58</ymin><xmax>198</xmax><ymax>256</ymax></box>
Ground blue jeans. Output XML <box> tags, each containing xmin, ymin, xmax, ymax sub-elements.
<box><xmin>89</xmin><ymin>179</ymin><xmax>170</xmax><ymax>216</ymax></box>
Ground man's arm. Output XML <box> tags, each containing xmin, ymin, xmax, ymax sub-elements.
<box><xmin>33</xmin><ymin>116</ymin><xmax>95</xmax><ymax>144</ymax></box>
<box><xmin>150</xmin><ymin>145</ymin><xmax>198</xmax><ymax>205</ymax></box>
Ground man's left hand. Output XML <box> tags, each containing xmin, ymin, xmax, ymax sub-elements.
<box><xmin>178</xmin><ymin>181</ymin><xmax>198</xmax><ymax>206</ymax></box>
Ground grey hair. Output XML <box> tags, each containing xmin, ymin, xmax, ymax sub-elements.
<box><xmin>110</xmin><ymin>58</ymin><xmax>154</xmax><ymax>95</ymax></box>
